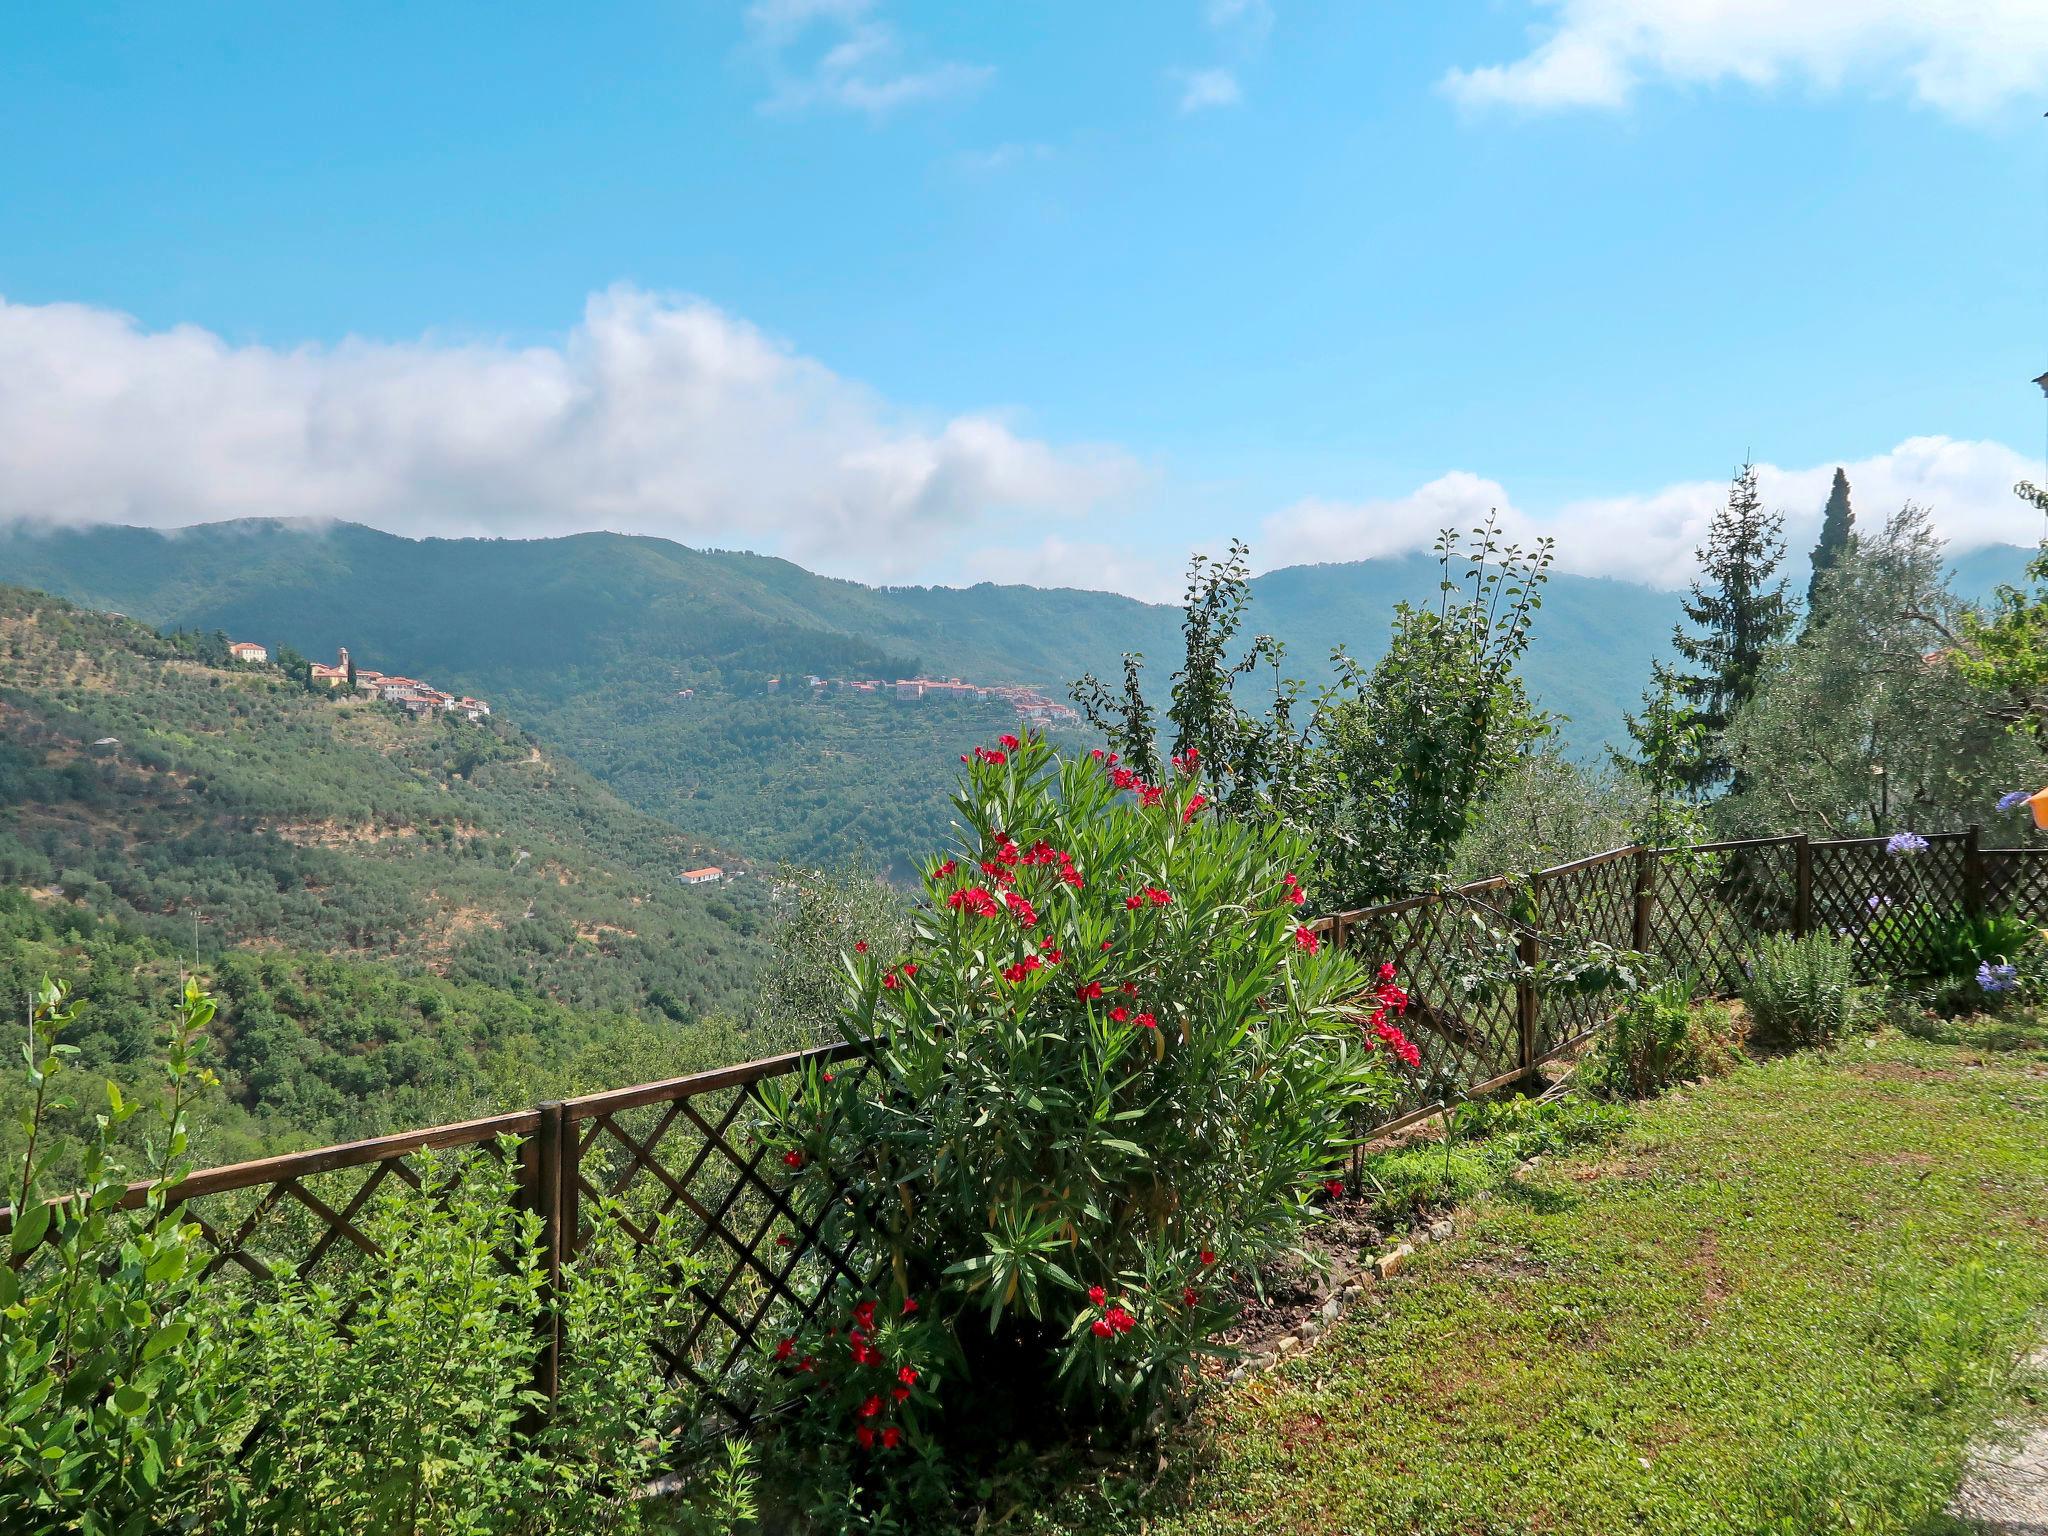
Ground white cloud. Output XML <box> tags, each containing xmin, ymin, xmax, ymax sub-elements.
<box><xmin>1205</xmin><ymin>0</ymin><xmax>1273</xmax><ymax>44</ymax></box>
<box><xmin>745</xmin><ymin>0</ymin><xmax>990</xmax><ymax>117</ymax></box>
<box><xmin>951</xmin><ymin>141</ymin><xmax>1054</xmax><ymax>176</ymax></box>
<box><xmin>1260</xmin><ymin>438</ymin><xmax>2045</xmax><ymax>588</ymax></box>
<box><xmin>1442</xmin><ymin>0</ymin><xmax>2048</xmax><ymax>119</ymax></box>
<box><xmin>0</xmin><ymin>287</ymin><xmax>1141</xmax><ymax>582</ymax></box>
<box><xmin>1174</xmin><ymin>66</ymin><xmax>1243</xmax><ymax>113</ymax></box>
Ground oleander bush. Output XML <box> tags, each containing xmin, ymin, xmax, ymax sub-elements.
<box><xmin>754</xmin><ymin>734</ymin><xmax>1415</xmax><ymax>1492</ymax></box>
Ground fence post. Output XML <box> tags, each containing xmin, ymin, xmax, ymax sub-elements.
<box><xmin>529</xmin><ymin>1101</ymin><xmax>567</xmax><ymax>1406</ymax></box>
<box><xmin>1631</xmin><ymin>847</ymin><xmax>1655</xmax><ymax>954</ymax></box>
<box><xmin>1516</xmin><ymin>876</ymin><xmax>1543</xmax><ymax>1080</ymax></box>
<box><xmin>1963</xmin><ymin>823</ymin><xmax>1985</xmax><ymax>921</ymax></box>
<box><xmin>1793</xmin><ymin>833</ymin><xmax>1812</xmax><ymax>938</ymax></box>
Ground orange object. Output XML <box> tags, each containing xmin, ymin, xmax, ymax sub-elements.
<box><xmin>2029</xmin><ymin>789</ymin><xmax>2048</xmax><ymax>831</ymax></box>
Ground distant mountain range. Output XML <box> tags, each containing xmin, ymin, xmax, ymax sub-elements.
<box><xmin>1</xmin><ymin>518</ymin><xmax>2031</xmax><ymax>871</ymax></box>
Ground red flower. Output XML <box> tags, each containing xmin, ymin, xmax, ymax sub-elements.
<box><xmin>933</xmin><ymin>859</ymin><xmax>957</xmax><ymax>878</ymax></box>
<box><xmin>1183</xmin><ymin>794</ymin><xmax>1207</xmax><ymax>823</ymax></box>
<box><xmin>1288</xmin><ymin>887</ymin><xmax>1306</xmax><ymax>906</ymax></box>
<box><xmin>1105</xmin><ymin>1306</ymin><xmax>1137</xmax><ymax>1334</ymax></box>
<box><xmin>1091</xmin><ymin>1318</ymin><xmax>1114</xmax><ymax>1338</ymax></box>
<box><xmin>1100</xmin><ymin>939</ymin><xmax>1113</xmax><ymax>951</ymax></box>
<box><xmin>1000</xmin><ymin>733</ymin><xmax>1021</xmax><ymax>750</ymax></box>
<box><xmin>882</xmin><ymin>1426</ymin><xmax>902</xmax><ymax>1449</ymax></box>
<box><xmin>1002</xmin><ymin>962</ymin><xmax>1032</xmax><ymax>984</ymax></box>
<box><xmin>797</xmin><ymin>1355</ymin><xmax>815</xmax><ymax>1372</ymax></box>
<box><xmin>882</xmin><ymin>971</ymin><xmax>900</xmax><ymax>990</ymax></box>
<box><xmin>897</xmin><ymin>1365</ymin><xmax>918</xmax><ymax>1386</ymax></box>
<box><xmin>1200</xmin><ymin>1248</ymin><xmax>1216</xmax><ymax>1266</ymax></box>
<box><xmin>1137</xmin><ymin>783</ymin><xmax>1164</xmax><ymax>808</ymax></box>
<box><xmin>1040</xmin><ymin>947</ymin><xmax>1063</xmax><ymax>965</ymax></box>
<box><xmin>1293</xmin><ymin>925</ymin><xmax>1321</xmax><ymax>955</ymax></box>
<box><xmin>1323</xmin><ymin>1178</ymin><xmax>1345</xmax><ymax>1199</ymax></box>
<box><xmin>901</xmin><ymin>1297</ymin><xmax>919</xmax><ymax>1315</ymax></box>
<box><xmin>783</xmin><ymin>1150</ymin><xmax>805</xmax><ymax>1169</ymax></box>
<box><xmin>1088</xmin><ymin>1284</ymin><xmax>1107</xmax><ymax>1306</ymax></box>
<box><xmin>1109</xmin><ymin>1005</ymin><xmax>1129</xmax><ymax>1023</ymax></box>
<box><xmin>1378</xmin><ymin>961</ymin><xmax>1398</xmax><ymax>983</ymax></box>
<box><xmin>1135</xmin><ymin>1011</ymin><xmax>1158</xmax><ymax>1029</ymax></box>
<box><xmin>854</xmin><ymin>1300</ymin><xmax>877</xmax><ymax>1326</ymax></box>
<box><xmin>854</xmin><ymin>940</ymin><xmax>868</xmax><ymax>953</ymax></box>
<box><xmin>1145</xmin><ymin>886</ymin><xmax>1173</xmax><ymax>906</ymax></box>
<box><xmin>1182</xmin><ymin>1286</ymin><xmax>1199</xmax><ymax>1308</ymax></box>
<box><xmin>775</xmin><ymin>1337</ymin><xmax>795</xmax><ymax>1361</ymax></box>
<box><xmin>860</xmin><ymin>1393</ymin><xmax>882</xmax><ymax>1418</ymax></box>
<box><xmin>893</xmin><ymin>1387</ymin><xmax>910</xmax><ymax>1403</ymax></box>
<box><xmin>1091</xmin><ymin>748</ymin><xmax>1106</xmax><ymax>760</ymax></box>
<box><xmin>857</xmin><ymin>1427</ymin><xmax>875</xmax><ymax>1450</ymax></box>
<box><xmin>902</xmin><ymin>962</ymin><xmax>919</xmax><ymax>976</ymax></box>
<box><xmin>1060</xmin><ymin>865</ymin><xmax>1086</xmax><ymax>889</ymax></box>
<box><xmin>1121</xmin><ymin>981</ymin><xmax>1139</xmax><ymax>995</ymax></box>
<box><xmin>1075</xmin><ymin>981</ymin><xmax>1104</xmax><ymax>1002</ymax></box>
<box><xmin>1124</xmin><ymin>894</ymin><xmax>1143</xmax><ymax>910</ymax></box>
<box><xmin>948</xmin><ymin>886</ymin><xmax>1001</xmax><ymax>919</ymax></box>
<box><xmin>1004</xmin><ymin>892</ymin><xmax>1040</xmax><ymax>926</ymax></box>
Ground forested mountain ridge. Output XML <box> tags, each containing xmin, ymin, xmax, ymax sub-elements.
<box><xmin>0</xmin><ymin>585</ymin><xmax>770</xmax><ymax>1022</ymax></box>
<box><xmin>2</xmin><ymin>517</ymin><xmax>2030</xmax><ymax>872</ymax></box>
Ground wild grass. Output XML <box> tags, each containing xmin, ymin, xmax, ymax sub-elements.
<box><xmin>1025</xmin><ymin>1024</ymin><xmax>2048</xmax><ymax>1536</ymax></box>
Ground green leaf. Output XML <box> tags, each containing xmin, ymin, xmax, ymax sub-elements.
<box><xmin>9</xmin><ymin>1200</ymin><xmax>50</xmax><ymax>1256</ymax></box>
<box><xmin>142</xmin><ymin>1321</ymin><xmax>190</xmax><ymax>1361</ymax></box>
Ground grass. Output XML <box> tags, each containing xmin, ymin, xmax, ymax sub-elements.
<box><xmin>1027</xmin><ymin>1021</ymin><xmax>2048</xmax><ymax>1535</ymax></box>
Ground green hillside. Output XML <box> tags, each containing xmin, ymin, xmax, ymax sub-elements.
<box><xmin>0</xmin><ymin>888</ymin><xmax>759</xmax><ymax>1171</ymax></box>
<box><xmin>3</xmin><ymin>519</ymin><xmax>2029</xmax><ymax>871</ymax></box>
<box><xmin>0</xmin><ymin>585</ymin><xmax>770</xmax><ymax>1022</ymax></box>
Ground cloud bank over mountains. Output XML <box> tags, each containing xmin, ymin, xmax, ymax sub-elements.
<box><xmin>0</xmin><ymin>288</ymin><xmax>2037</xmax><ymax>600</ymax></box>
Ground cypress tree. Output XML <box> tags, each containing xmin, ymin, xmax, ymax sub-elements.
<box><xmin>1805</xmin><ymin>466</ymin><xmax>1855</xmax><ymax>612</ymax></box>
<box><xmin>1625</xmin><ymin>461</ymin><xmax>1795</xmax><ymax>795</ymax></box>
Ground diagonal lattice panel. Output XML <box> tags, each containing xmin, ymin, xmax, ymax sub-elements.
<box><xmin>1811</xmin><ymin>834</ymin><xmax>1968</xmax><ymax>980</ymax></box>
<box><xmin>1648</xmin><ymin>840</ymin><xmax>1799</xmax><ymax>994</ymax></box>
<box><xmin>1532</xmin><ymin>850</ymin><xmax>1640</xmax><ymax>1059</ymax></box>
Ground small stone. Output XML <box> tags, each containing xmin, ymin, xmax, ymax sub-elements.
<box><xmin>1429</xmin><ymin>1219</ymin><xmax>1454</xmax><ymax>1242</ymax></box>
<box><xmin>1412</xmin><ymin>1227</ymin><xmax>1433</xmax><ymax>1246</ymax></box>
<box><xmin>1341</xmin><ymin>1282</ymin><xmax>1363</xmax><ymax>1299</ymax></box>
<box><xmin>1376</xmin><ymin>1244</ymin><xmax>1414</xmax><ymax>1280</ymax></box>
<box><xmin>1276</xmin><ymin>1335</ymin><xmax>1300</xmax><ymax>1355</ymax></box>
<box><xmin>1321</xmin><ymin>1297</ymin><xmax>1342</xmax><ymax>1320</ymax></box>
<box><xmin>1299</xmin><ymin>1320</ymin><xmax>1320</xmax><ymax>1340</ymax></box>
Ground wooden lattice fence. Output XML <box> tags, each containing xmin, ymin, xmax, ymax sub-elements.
<box><xmin>7</xmin><ymin>829</ymin><xmax>2045</xmax><ymax>1416</ymax></box>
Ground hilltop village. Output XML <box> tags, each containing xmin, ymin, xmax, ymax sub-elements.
<box><xmin>229</xmin><ymin>643</ymin><xmax>495</xmax><ymax>721</ymax></box>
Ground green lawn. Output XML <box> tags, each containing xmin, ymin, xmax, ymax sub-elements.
<box><xmin>1033</xmin><ymin>1022</ymin><xmax>2048</xmax><ymax>1535</ymax></box>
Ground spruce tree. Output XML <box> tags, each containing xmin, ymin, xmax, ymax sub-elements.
<box><xmin>1625</xmin><ymin>461</ymin><xmax>1796</xmax><ymax>795</ymax></box>
<box><xmin>1805</xmin><ymin>466</ymin><xmax>1855</xmax><ymax>613</ymax></box>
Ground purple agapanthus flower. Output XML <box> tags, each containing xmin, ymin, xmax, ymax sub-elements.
<box><xmin>1978</xmin><ymin>961</ymin><xmax>2020</xmax><ymax>994</ymax></box>
<box><xmin>1886</xmin><ymin>831</ymin><xmax>1929</xmax><ymax>855</ymax></box>
<box><xmin>1998</xmin><ymin>790</ymin><xmax>2032</xmax><ymax>812</ymax></box>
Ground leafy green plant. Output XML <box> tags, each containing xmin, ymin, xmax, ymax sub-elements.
<box><xmin>1742</xmin><ymin>932</ymin><xmax>1860</xmax><ymax>1049</ymax></box>
<box><xmin>756</xmin><ymin>733</ymin><xmax>1411</xmax><ymax>1446</ymax></box>
<box><xmin>233</xmin><ymin>1164</ymin><xmax>753</xmax><ymax>1535</ymax></box>
<box><xmin>1579</xmin><ymin>979</ymin><xmax>1738</xmax><ymax>1101</ymax></box>
<box><xmin>0</xmin><ymin>976</ymin><xmax>245</xmax><ymax>1534</ymax></box>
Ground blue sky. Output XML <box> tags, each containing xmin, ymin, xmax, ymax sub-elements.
<box><xmin>1</xmin><ymin>1</ymin><xmax>2044</xmax><ymax>596</ymax></box>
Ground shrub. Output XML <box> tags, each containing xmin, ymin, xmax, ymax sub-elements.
<box><xmin>0</xmin><ymin>978</ymin><xmax>244</xmax><ymax>1532</ymax></box>
<box><xmin>1742</xmin><ymin>932</ymin><xmax>1860</xmax><ymax>1049</ymax></box>
<box><xmin>1578</xmin><ymin>978</ymin><xmax>1738</xmax><ymax>1101</ymax></box>
<box><xmin>756</xmin><ymin>735</ymin><xmax>1411</xmax><ymax>1444</ymax></box>
<box><xmin>1</xmin><ymin>977</ymin><xmax>757</xmax><ymax>1536</ymax></box>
